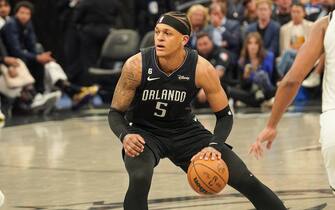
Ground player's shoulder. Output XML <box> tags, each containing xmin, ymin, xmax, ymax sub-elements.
<box><xmin>196</xmin><ymin>55</ymin><xmax>213</xmax><ymax>70</ymax></box>
<box><xmin>195</xmin><ymin>55</ymin><xmax>217</xmax><ymax>87</ymax></box>
<box><xmin>125</xmin><ymin>53</ymin><xmax>142</xmax><ymax>67</ymax></box>
<box><xmin>196</xmin><ymin>55</ymin><xmax>216</xmax><ymax>75</ymax></box>
<box><xmin>123</xmin><ymin>53</ymin><xmax>142</xmax><ymax>74</ymax></box>
<box><xmin>121</xmin><ymin>53</ymin><xmax>142</xmax><ymax>85</ymax></box>
<box><xmin>313</xmin><ymin>16</ymin><xmax>329</xmax><ymax>31</ymax></box>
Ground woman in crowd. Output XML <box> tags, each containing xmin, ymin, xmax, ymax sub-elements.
<box><xmin>229</xmin><ymin>32</ymin><xmax>275</xmax><ymax>107</ymax></box>
<box><xmin>187</xmin><ymin>4</ymin><xmax>209</xmax><ymax>49</ymax></box>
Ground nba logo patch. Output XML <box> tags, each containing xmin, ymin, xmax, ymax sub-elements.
<box><xmin>158</xmin><ymin>16</ymin><xmax>164</xmax><ymax>23</ymax></box>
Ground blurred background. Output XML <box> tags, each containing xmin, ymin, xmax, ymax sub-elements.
<box><xmin>0</xmin><ymin>0</ymin><xmax>332</xmax><ymax>126</ymax></box>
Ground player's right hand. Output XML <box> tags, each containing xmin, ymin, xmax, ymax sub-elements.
<box><xmin>123</xmin><ymin>134</ymin><xmax>145</xmax><ymax>157</ymax></box>
<box><xmin>249</xmin><ymin>126</ymin><xmax>277</xmax><ymax>159</ymax></box>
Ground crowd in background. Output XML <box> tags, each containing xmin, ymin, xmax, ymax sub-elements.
<box><xmin>0</xmin><ymin>0</ymin><xmax>333</xmax><ymax>127</ymax></box>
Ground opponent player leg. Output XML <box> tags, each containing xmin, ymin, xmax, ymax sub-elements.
<box><xmin>218</xmin><ymin>144</ymin><xmax>286</xmax><ymax>210</ymax></box>
<box><xmin>322</xmin><ymin>145</ymin><xmax>335</xmax><ymax>194</ymax></box>
<box><xmin>320</xmin><ymin>111</ymin><xmax>335</xmax><ymax>194</ymax></box>
<box><xmin>123</xmin><ymin>145</ymin><xmax>157</xmax><ymax>210</ymax></box>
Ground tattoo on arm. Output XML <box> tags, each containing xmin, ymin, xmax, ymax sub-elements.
<box><xmin>111</xmin><ymin>55</ymin><xmax>141</xmax><ymax>111</ymax></box>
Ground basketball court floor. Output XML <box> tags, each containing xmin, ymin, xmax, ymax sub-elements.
<box><xmin>0</xmin><ymin>110</ymin><xmax>334</xmax><ymax>210</ymax></box>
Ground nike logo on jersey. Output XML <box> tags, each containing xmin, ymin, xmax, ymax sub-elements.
<box><xmin>147</xmin><ymin>76</ymin><xmax>160</xmax><ymax>81</ymax></box>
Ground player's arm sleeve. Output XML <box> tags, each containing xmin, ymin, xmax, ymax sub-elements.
<box><xmin>108</xmin><ymin>107</ymin><xmax>130</xmax><ymax>142</ymax></box>
<box><xmin>209</xmin><ymin>105</ymin><xmax>233</xmax><ymax>150</ymax></box>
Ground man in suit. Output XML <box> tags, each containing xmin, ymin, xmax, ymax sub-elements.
<box><xmin>246</xmin><ymin>0</ymin><xmax>280</xmax><ymax>57</ymax></box>
<box><xmin>205</xmin><ymin>2</ymin><xmax>242</xmax><ymax>61</ymax></box>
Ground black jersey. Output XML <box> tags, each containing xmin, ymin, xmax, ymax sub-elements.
<box><xmin>126</xmin><ymin>47</ymin><xmax>199</xmax><ymax>131</ymax></box>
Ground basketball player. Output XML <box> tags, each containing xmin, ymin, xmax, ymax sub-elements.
<box><xmin>250</xmin><ymin>12</ymin><xmax>335</xmax><ymax>194</ymax></box>
<box><xmin>108</xmin><ymin>11</ymin><xmax>286</xmax><ymax>210</ymax></box>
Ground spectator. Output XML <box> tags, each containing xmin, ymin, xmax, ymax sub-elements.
<box><xmin>300</xmin><ymin>0</ymin><xmax>334</xmax><ymax>87</ymax></box>
<box><xmin>0</xmin><ymin>0</ymin><xmax>10</xmax><ymax>29</ymax></box>
<box><xmin>187</xmin><ymin>4</ymin><xmax>209</xmax><ymax>49</ymax></box>
<box><xmin>0</xmin><ymin>0</ymin><xmax>60</xmax><ymax>114</ymax></box>
<box><xmin>246</xmin><ymin>0</ymin><xmax>280</xmax><ymax>57</ymax></box>
<box><xmin>212</xmin><ymin>0</ymin><xmax>245</xmax><ymax>22</ymax></box>
<box><xmin>57</xmin><ymin>0</ymin><xmax>81</xmax><ymax>81</ymax></box>
<box><xmin>227</xmin><ymin>0</ymin><xmax>245</xmax><ymax>22</ymax></box>
<box><xmin>277</xmin><ymin>3</ymin><xmax>313</xmax><ymax>77</ymax></box>
<box><xmin>72</xmin><ymin>0</ymin><xmax>124</xmax><ymax>85</ymax></box>
<box><xmin>241</xmin><ymin>0</ymin><xmax>258</xmax><ymax>34</ymax></box>
<box><xmin>229</xmin><ymin>32</ymin><xmax>275</xmax><ymax>107</ymax></box>
<box><xmin>243</xmin><ymin>0</ymin><xmax>257</xmax><ymax>24</ymax></box>
<box><xmin>206</xmin><ymin>2</ymin><xmax>242</xmax><ymax>61</ymax></box>
<box><xmin>273</xmin><ymin>0</ymin><xmax>292</xmax><ymax>25</ymax></box>
<box><xmin>2</xmin><ymin>1</ymin><xmax>98</xmax><ymax>108</ymax></box>
<box><xmin>314</xmin><ymin>0</ymin><xmax>335</xmax><ymax>20</ymax></box>
<box><xmin>135</xmin><ymin>0</ymin><xmax>175</xmax><ymax>38</ymax></box>
<box><xmin>301</xmin><ymin>0</ymin><xmax>322</xmax><ymax>21</ymax></box>
<box><xmin>194</xmin><ymin>32</ymin><xmax>232</xmax><ymax>108</ymax></box>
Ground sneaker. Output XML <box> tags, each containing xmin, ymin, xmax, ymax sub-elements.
<box><xmin>0</xmin><ymin>190</ymin><xmax>4</xmax><ymax>207</ymax></box>
<box><xmin>31</xmin><ymin>91</ymin><xmax>62</xmax><ymax>114</ymax></box>
<box><xmin>0</xmin><ymin>110</ymin><xmax>5</xmax><ymax>128</ymax></box>
<box><xmin>302</xmin><ymin>71</ymin><xmax>320</xmax><ymax>88</ymax></box>
<box><xmin>72</xmin><ymin>85</ymin><xmax>99</xmax><ymax>109</ymax></box>
<box><xmin>255</xmin><ymin>89</ymin><xmax>265</xmax><ymax>100</ymax></box>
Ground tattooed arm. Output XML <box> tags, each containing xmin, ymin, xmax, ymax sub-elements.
<box><xmin>111</xmin><ymin>53</ymin><xmax>142</xmax><ymax>111</ymax></box>
<box><xmin>108</xmin><ymin>53</ymin><xmax>145</xmax><ymax>157</ymax></box>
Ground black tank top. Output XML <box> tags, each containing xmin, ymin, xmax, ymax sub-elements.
<box><xmin>126</xmin><ymin>47</ymin><xmax>199</xmax><ymax>131</ymax></box>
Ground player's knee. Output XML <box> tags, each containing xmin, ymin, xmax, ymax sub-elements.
<box><xmin>128</xmin><ymin>166</ymin><xmax>153</xmax><ymax>187</ymax></box>
<box><xmin>126</xmin><ymin>158</ymin><xmax>153</xmax><ymax>184</ymax></box>
<box><xmin>238</xmin><ymin>171</ymin><xmax>260</xmax><ymax>189</ymax></box>
<box><xmin>228</xmin><ymin>166</ymin><xmax>260</xmax><ymax>190</ymax></box>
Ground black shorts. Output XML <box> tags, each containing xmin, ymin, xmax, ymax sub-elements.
<box><xmin>126</xmin><ymin>120</ymin><xmax>215</xmax><ymax>172</ymax></box>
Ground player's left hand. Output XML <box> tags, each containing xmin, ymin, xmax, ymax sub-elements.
<box><xmin>191</xmin><ymin>147</ymin><xmax>221</xmax><ymax>161</ymax></box>
<box><xmin>249</xmin><ymin>126</ymin><xmax>277</xmax><ymax>159</ymax></box>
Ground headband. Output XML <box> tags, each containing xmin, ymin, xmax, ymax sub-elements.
<box><xmin>156</xmin><ymin>15</ymin><xmax>190</xmax><ymax>36</ymax></box>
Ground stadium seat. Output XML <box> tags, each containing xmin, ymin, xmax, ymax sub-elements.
<box><xmin>140</xmin><ymin>31</ymin><xmax>154</xmax><ymax>49</ymax></box>
<box><xmin>88</xmin><ymin>29</ymin><xmax>140</xmax><ymax>102</ymax></box>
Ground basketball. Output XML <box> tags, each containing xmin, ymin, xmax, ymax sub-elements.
<box><xmin>187</xmin><ymin>158</ymin><xmax>229</xmax><ymax>195</ymax></box>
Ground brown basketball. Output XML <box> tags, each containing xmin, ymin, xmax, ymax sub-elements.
<box><xmin>187</xmin><ymin>158</ymin><xmax>229</xmax><ymax>195</ymax></box>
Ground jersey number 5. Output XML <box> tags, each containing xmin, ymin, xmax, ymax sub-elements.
<box><xmin>154</xmin><ymin>102</ymin><xmax>167</xmax><ymax>117</ymax></box>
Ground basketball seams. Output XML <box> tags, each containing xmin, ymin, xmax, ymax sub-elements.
<box><xmin>194</xmin><ymin>163</ymin><xmax>228</xmax><ymax>188</ymax></box>
<box><xmin>192</xmin><ymin>162</ymin><xmax>217</xmax><ymax>194</ymax></box>
<box><xmin>194</xmin><ymin>161</ymin><xmax>228</xmax><ymax>183</ymax></box>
